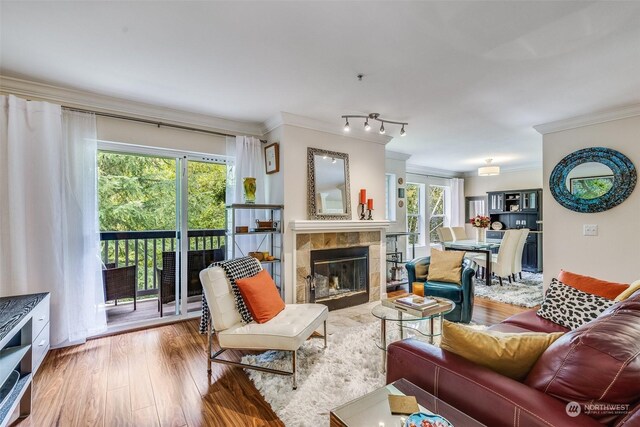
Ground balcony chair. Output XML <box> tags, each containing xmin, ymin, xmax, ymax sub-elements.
<box><xmin>157</xmin><ymin>247</ymin><xmax>225</xmax><ymax>316</ymax></box>
<box><xmin>471</xmin><ymin>229</ymin><xmax>521</xmax><ymax>285</ymax></box>
<box><xmin>102</xmin><ymin>263</ymin><xmax>137</xmax><ymax>310</ymax></box>
<box><xmin>406</xmin><ymin>257</ymin><xmax>475</xmax><ymax>323</ymax></box>
<box><xmin>199</xmin><ymin>262</ymin><xmax>328</xmax><ymax>389</ymax></box>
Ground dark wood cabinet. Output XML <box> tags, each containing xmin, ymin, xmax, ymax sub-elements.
<box><xmin>486</xmin><ymin>188</ymin><xmax>543</xmax><ymax>273</ymax></box>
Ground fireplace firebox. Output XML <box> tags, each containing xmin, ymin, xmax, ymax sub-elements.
<box><xmin>309</xmin><ymin>246</ymin><xmax>369</xmax><ymax>310</ymax></box>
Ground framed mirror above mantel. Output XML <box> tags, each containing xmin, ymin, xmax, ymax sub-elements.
<box><xmin>307</xmin><ymin>147</ymin><xmax>352</xmax><ymax>220</ymax></box>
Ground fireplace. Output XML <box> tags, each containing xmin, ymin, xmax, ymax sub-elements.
<box><xmin>309</xmin><ymin>246</ymin><xmax>369</xmax><ymax>310</ymax></box>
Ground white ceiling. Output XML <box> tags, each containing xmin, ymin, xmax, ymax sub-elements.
<box><xmin>2</xmin><ymin>1</ymin><xmax>640</xmax><ymax>173</ymax></box>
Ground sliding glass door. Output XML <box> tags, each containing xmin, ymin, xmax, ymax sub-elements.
<box><xmin>97</xmin><ymin>143</ymin><xmax>227</xmax><ymax>331</ymax></box>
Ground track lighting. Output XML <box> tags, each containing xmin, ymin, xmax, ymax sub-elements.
<box><xmin>340</xmin><ymin>113</ymin><xmax>407</xmax><ymax>137</ymax></box>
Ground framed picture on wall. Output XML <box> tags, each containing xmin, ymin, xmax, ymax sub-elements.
<box><xmin>264</xmin><ymin>142</ymin><xmax>280</xmax><ymax>174</ymax></box>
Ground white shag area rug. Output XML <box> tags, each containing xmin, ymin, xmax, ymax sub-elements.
<box><xmin>241</xmin><ymin>307</ymin><xmax>485</xmax><ymax>427</ymax></box>
<box><xmin>242</xmin><ymin>321</ymin><xmax>385</xmax><ymax>427</ymax></box>
<box><xmin>474</xmin><ymin>272</ymin><xmax>544</xmax><ymax>308</ymax></box>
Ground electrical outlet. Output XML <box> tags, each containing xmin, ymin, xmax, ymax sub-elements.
<box><xmin>583</xmin><ymin>224</ymin><xmax>598</xmax><ymax>236</ymax></box>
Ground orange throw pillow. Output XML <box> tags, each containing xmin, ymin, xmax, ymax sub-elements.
<box><xmin>558</xmin><ymin>270</ymin><xmax>628</xmax><ymax>300</ymax></box>
<box><xmin>235</xmin><ymin>270</ymin><xmax>285</xmax><ymax>323</ymax></box>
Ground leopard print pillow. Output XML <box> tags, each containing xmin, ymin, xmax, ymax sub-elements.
<box><xmin>537</xmin><ymin>278</ymin><xmax>615</xmax><ymax>330</ymax></box>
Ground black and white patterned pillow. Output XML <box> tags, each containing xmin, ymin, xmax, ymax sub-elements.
<box><xmin>537</xmin><ymin>278</ymin><xmax>615</xmax><ymax>330</ymax></box>
<box><xmin>213</xmin><ymin>256</ymin><xmax>263</xmax><ymax>324</ymax></box>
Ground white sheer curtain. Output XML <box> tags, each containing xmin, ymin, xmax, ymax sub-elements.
<box><xmin>0</xmin><ymin>95</ymin><xmax>106</xmax><ymax>346</ymax></box>
<box><xmin>448</xmin><ymin>178</ymin><xmax>465</xmax><ymax>227</ymax></box>
<box><xmin>226</xmin><ymin>136</ymin><xmax>267</xmax><ymax>257</ymax></box>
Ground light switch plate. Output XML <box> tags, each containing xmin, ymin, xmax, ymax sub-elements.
<box><xmin>583</xmin><ymin>224</ymin><xmax>598</xmax><ymax>236</ymax></box>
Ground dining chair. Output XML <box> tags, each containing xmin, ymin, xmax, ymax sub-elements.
<box><xmin>512</xmin><ymin>229</ymin><xmax>530</xmax><ymax>281</ymax></box>
<box><xmin>472</xmin><ymin>229</ymin><xmax>519</xmax><ymax>285</ymax></box>
<box><xmin>450</xmin><ymin>226</ymin><xmax>468</xmax><ymax>241</ymax></box>
<box><xmin>436</xmin><ymin>227</ymin><xmax>454</xmax><ymax>243</ymax></box>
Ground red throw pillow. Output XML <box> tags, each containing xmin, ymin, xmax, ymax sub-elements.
<box><xmin>235</xmin><ymin>270</ymin><xmax>285</xmax><ymax>323</ymax></box>
<box><xmin>557</xmin><ymin>270</ymin><xmax>628</xmax><ymax>300</ymax></box>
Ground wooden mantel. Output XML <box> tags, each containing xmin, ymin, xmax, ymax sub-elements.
<box><xmin>288</xmin><ymin>220</ymin><xmax>390</xmax><ymax>233</ymax></box>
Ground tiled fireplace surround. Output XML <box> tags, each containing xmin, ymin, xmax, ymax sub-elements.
<box><xmin>295</xmin><ymin>231</ymin><xmax>382</xmax><ymax>305</ymax></box>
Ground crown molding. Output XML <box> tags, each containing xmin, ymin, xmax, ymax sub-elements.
<box><xmin>533</xmin><ymin>103</ymin><xmax>640</xmax><ymax>135</ymax></box>
<box><xmin>385</xmin><ymin>150</ymin><xmax>412</xmax><ymax>161</ymax></box>
<box><xmin>0</xmin><ymin>75</ymin><xmax>264</xmax><ymax>136</ymax></box>
<box><xmin>263</xmin><ymin>112</ymin><xmax>393</xmax><ymax>145</ymax></box>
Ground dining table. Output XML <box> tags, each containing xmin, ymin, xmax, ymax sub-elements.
<box><xmin>441</xmin><ymin>239</ymin><xmax>502</xmax><ymax>285</ymax></box>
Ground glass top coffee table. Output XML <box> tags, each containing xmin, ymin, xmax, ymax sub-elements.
<box><xmin>330</xmin><ymin>378</ymin><xmax>485</xmax><ymax>427</ymax></box>
<box><xmin>372</xmin><ymin>299</ymin><xmax>455</xmax><ymax>372</ymax></box>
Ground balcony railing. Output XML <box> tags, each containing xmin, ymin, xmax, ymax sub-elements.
<box><xmin>100</xmin><ymin>229</ymin><xmax>226</xmax><ymax>297</ymax></box>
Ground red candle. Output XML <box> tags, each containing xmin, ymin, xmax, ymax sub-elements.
<box><xmin>359</xmin><ymin>189</ymin><xmax>366</xmax><ymax>205</ymax></box>
<box><xmin>367</xmin><ymin>198</ymin><xmax>373</xmax><ymax>210</ymax></box>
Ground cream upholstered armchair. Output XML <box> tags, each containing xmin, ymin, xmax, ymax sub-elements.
<box><xmin>199</xmin><ymin>265</ymin><xmax>328</xmax><ymax>389</ymax></box>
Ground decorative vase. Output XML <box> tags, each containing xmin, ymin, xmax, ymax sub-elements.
<box><xmin>243</xmin><ymin>177</ymin><xmax>256</xmax><ymax>204</ymax></box>
<box><xmin>475</xmin><ymin>227</ymin><xmax>486</xmax><ymax>243</ymax></box>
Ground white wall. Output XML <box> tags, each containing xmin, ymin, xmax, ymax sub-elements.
<box><xmin>543</xmin><ymin>115</ymin><xmax>640</xmax><ymax>285</ymax></box>
<box><xmin>263</xmin><ymin>126</ymin><xmax>284</xmax><ymax>205</ymax></box>
<box><xmin>464</xmin><ymin>168</ymin><xmax>543</xmax><ymax>197</ymax></box>
<box><xmin>97</xmin><ymin>116</ymin><xmax>227</xmax><ymax>155</ymax></box>
<box><xmin>385</xmin><ymin>156</ymin><xmax>407</xmax><ymax>233</ymax></box>
<box><xmin>275</xmin><ymin>124</ymin><xmax>387</xmax><ymax>302</ymax></box>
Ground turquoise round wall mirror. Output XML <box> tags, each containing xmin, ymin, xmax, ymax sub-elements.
<box><xmin>550</xmin><ymin>147</ymin><xmax>636</xmax><ymax>213</ymax></box>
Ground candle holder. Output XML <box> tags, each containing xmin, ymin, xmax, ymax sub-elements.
<box><xmin>359</xmin><ymin>203</ymin><xmax>366</xmax><ymax>220</ymax></box>
<box><xmin>367</xmin><ymin>208</ymin><xmax>374</xmax><ymax>220</ymax></box>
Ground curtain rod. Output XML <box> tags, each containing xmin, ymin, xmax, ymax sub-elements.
<box><xmin>62</xmin><ymin>106</ymin><xmax>267</xmax><ymax>142</ymax></box>
<box><xmin>406</xmin><ymin>171</ymin><xmax>461</xmax><ymax>180</ymax></box>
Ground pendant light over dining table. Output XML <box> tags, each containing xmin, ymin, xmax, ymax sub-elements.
<box><xmin>478</xmin><ymin>158</ymin><xmax>501</xmax><ymax>176</ymax></box>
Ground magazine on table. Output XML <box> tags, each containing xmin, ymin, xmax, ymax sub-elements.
<box><xmin>394</xmin><ymin>295</ymin><xmax>439</xmax><ymax>309</ymax></box>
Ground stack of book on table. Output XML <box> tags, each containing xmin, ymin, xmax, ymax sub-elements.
<box><xmin>382</xmin><ymin>294</ymin><xmax>453</xmax><ymax>317</ymax></box>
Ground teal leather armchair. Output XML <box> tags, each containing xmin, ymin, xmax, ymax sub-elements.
<box><xmin>405</xmin><ymin>257</ymin><xmax>475</xmax><ymax>323</ymax></box>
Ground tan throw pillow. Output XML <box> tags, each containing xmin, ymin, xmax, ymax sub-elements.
<box><xmin>615</xmin><ymin>279</ymin><xmax>640</xmax><ymax>301</ymax></box>
<box><xmin>427</xmin><ymin>249</ymin><xmax>464</xmax><ymax>285</ymax></box>
<box><xmin>415</xmin><ymin>264</ymin><xmax>429</xmax><ymax>280</ymax></box>
<box><xmin>440</xmin><ymin>321</ymin><xmax>564</xmax><ymax>381</ymax></box>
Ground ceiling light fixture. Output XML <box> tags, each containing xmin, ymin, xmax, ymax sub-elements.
<box><xmin>478</xmin><ymin>159</ymin><xmax>500</xmax><ymax>176</ymax></box>
<box><xmin>332</xmin><ymin>158</ymin><xmax>337</xmax><ymax>164</ymax></box>
<box><xmin>340</xmin><ymin>113</ymin><xmax>407</xmax><ymax>137</ymax></box>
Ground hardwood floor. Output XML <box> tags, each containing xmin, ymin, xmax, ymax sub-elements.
<box><xmin>24</xmin><ymin>298</ymin><xmax>528</xmax><ymax>427</ymax></box>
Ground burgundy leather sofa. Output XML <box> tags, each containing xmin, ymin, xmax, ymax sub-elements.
<box><xmin>386</xmin><ymin>290</ymin><xmax>640</xmax><ymax>427</ymax></box>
